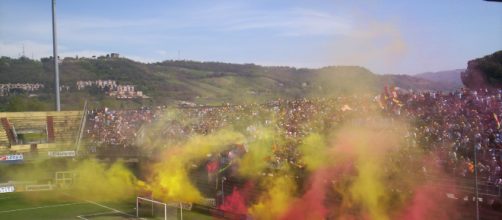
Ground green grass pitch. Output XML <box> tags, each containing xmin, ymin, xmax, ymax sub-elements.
<box><xmin>0</xmin><ymin>191</ymin><xmax>214</xmax><ymax>220</ymax></box>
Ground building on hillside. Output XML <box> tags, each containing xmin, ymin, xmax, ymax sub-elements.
<box><xmin>59</xmin><ymin>85</ymin><xmax>70</xmax><ymax>92</ymax></box>
<box><xmin>75</xmin><ymin>80</ymin><xmax>147</xmax><ymax>99</ymax></box>
<box><xmin>76</xmin><ymin>80</ymin><xmax>117</xmax><ymax>90</ymax></box>
<box><xmin>0</xmin><ymin>83</ymin><xmax>44</xmax><ymax>96</ymax></box>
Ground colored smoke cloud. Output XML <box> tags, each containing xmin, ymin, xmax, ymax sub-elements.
<box><xmin>1</xmin><ymin>158</ymin><xmax>138</xmax><ymax>203</ymax></box>
<box><xmin>249</xmin><ymin>175</ymin><xmax>297</xmax><ymax>220</ymax></box>
<box><xmin>238</xmin><ymin>127</ymin><xmax>277</xmax><ymax>178</ymax></box>
<box><xmin>145</xmin><ymin>129</ymin><xmax>245</xmax><ymax>203</ymax></box>
<box><xmin>135</xmin><ymin>105</ymin><xmax>459</xmax><ymax>219</ymax></box>
<box><xmin>71</xmin><ymin>159</ymin><xmax>137</xmax><ymax>202</ymax></box>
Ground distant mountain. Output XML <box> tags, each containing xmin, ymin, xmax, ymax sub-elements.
<box><xmin>414</xmin><ymin>69</ymin><xmax>464</xmax><ymax>89</ymax></box>
<box><xmin>0</xmin><ymin>56</ymin><xmax>454</xmax><ymax>108</ymax></box>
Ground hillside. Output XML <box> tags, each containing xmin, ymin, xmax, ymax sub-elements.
<box><xmin>415</xmin><ymin>69</ymin><xmax>464</xmax><ymax>89</ymax></box>
<box><xmin>461</xmin><ymin>50</ymin><xmax>502</xmax><ymax>88</ymax></box>
<box><xmin>0</xmin><ymin>56</ymin><xmax>452</xmax><ymax>109</ymax></box>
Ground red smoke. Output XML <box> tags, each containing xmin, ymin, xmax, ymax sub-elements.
<box><xmin>219</xmin><ymin>187</ymin><xmax>247</xmax><ymax>215</ymax></box>
<box><xmin>395</xmin><ymin>184</ymin><xmax>461</xmax><ymax>220</ymax></box>
<box><xmin>280</xmin><ymin>162</ymin><xmax>356</xmax><ymax>220</ymax></box>
<box><xmin>279</xmin><ymin>169</ymin><xmax>330</xmax><ymax>220</ymax></box>
<box><xmin>219</xmin><ymin>182</ymin><xmax>254</xmax><ymax>216</ymax></box>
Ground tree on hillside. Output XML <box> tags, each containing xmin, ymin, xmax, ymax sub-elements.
<box><xmin>461</xmin><ymin>50</ymin><xmax>502</xmax><ymax>88</ymax></box>
<box><xmin>0</xmin><ymin>96</ymin><xmax>51</xmax><ymax>112</ymax></box>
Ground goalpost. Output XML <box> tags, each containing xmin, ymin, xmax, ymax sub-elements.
<box><xmin>136</xmin><ymin>196</ymin><xmax>186</xmax><ymax>220</ymax></box>
<box><xmin>55</xmin><ymin>171</ymin><xmax>76</xmax><ymax>188</ymax></box>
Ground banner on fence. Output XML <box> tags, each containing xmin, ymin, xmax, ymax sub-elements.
<box><xmin>0</xmin><ymin>185</ymin><xmax>15</xmax><ymax>193</ymax></box>
<box><xmin>48</xmin><ymin>151</ymin><xmax>76</xmax><ymax>157</ymax></box>
<box><xmin>0</xmin><ymin>154</ymin><xmax>23</xmax><ymax>161</ymax></box>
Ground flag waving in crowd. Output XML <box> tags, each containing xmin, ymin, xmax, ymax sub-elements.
<box><xmin>494</xmin><ymin>113</ymin><xmax>500</xmax><ymax>129</ymax></box>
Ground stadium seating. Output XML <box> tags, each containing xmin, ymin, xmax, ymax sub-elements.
<box><xmin>0</xmin><ymin>111</ymin><xmax>83</xmax><ymax>155</ymax></box>
<box><xmin>0</xmin><ymin>126</ymin><xmax>9</xmax><ymax>147</ymax></box>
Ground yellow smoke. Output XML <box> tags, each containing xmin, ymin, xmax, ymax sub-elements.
<box><xmin>136</xmin><ymin>107</ymin><xmax>190</xmax><ymax>151</ymax></box>
<box><xmin>326</xmin><ymin>21</ymin><xmax>408</xmax><ymax>72</ymax></box>
<box><xmin>1</xmin><ymin>158</ymin><xmax>138</xmax><ymax>203</ymax></box>
<box><xmin>238</xmin><ymin>127</ymin><xmax>277</xmax><ymax>177</ymax></box>
<box><xmin>249</xmin><ymin>175</ymin><xmax>297</xmax><ymax>220</ymax></box>
<box><xmin>328</xmin><ymin>119</ymin><xmax>415</xmax><ymax>220</ymax></box>
<box><xmin>133</xmin><ymin>93</ymin><xmax>437</xmax><ymax>219</ymax></box>
<box><xmin>298</xmin><ymin>133</ymin><xmax>328</xmax><ymax>171</ymax></box>
<box><xmin>71</xmin><ymin>159</ymin><xmax>137</xmax><ymax>202</ymax></box>
<box><xmin>146</xmin><ymin>129</ymin><xmax>245</xmax><ymax>203</ymax></box>
<box><xmin>149</xmin><ymin>155</ymin><xmax>203</xmax><ymax>202</ymax></box>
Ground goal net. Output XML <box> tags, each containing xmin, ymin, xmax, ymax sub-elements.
<box><xmin>55</xmin><ymin>171</ymin><xmax>76</xmax><ymax>188</ymax></box>
<box><xmin>136</xmin><ymin>197</ymin><xmax>187</xmax><ymax>220</ymax></box>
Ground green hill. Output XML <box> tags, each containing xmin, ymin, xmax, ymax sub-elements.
<box><xmin>0</xmin><ymin>56</ymin><xmax>449</xmax><ymax>110</ymax></box>
<box><xmin>461</xmin><ymin>50</ymin><xmax>502</xmax><ymax>88</ymax></box>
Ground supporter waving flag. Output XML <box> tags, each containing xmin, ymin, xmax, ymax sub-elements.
<box><xmin>494</xmin><ymin>113</ymin><xmax>500</xmax><ymax>129</ymax></box>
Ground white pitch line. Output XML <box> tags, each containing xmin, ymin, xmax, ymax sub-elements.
<box><xmin>76</xmin><ymin>215</ymin><xmax>89</xmax><ymax>220</ymax></box>
<box><xmin>77</xmin><ymin>211</ymin><xmax>117</xmax><ymax>220</ymax></box>
<box><xmin>61</xmin><ymin>193</ymin><xmax>145</xmax><ymax>219</ymax></box>
<box><xmin>61</xmin><ymin>192</ymin><xmax>135</xmax><ymax>218</ymax></box>
<box><xmin>0</xmin><ymin>202</ymin><xmax>85</xmax><ymax>214</ymax></box>
<box><xmin>83</xmin><ymin>199</ymin><xmax>136</xmax><ymax>218</ymax></box>
<box><xmin>76</xmin><ymin>208</ymin><xmax>147</xmax><ymax>220</ymax></box>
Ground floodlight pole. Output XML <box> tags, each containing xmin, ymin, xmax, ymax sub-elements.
<box><xmin>52</xmin><ymin>0</ymin><xmax>61</xmax><ymax>111</ymax></box>
<box><xmin>136</xmin><ymin>197</ymin><xmax>139</xmax><ymax>217</ymax></box>
<box><xmin>179</xmin><ymin>202</ymin><xmax>183</xmax><ymax>220</ymax></box>
<box><xmin>221</xmin><ymin>177</ymin><xmax>226</xmax><ymax>204</ymax></box>
<box><xmin>474</xmin><ymin>145</ymin><xmax>479</xmax><ymax>220</ymax></box>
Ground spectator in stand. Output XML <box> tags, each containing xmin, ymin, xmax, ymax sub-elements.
<box><xmin>83</xmin><ymin>87</ymin><xmax>502</xmax><ymax>185</ymax></box>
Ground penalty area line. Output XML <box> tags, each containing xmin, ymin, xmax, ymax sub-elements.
<box><xmin>77</xmin><ymin>210</ymin><xmax>147</xmax><ymax>220</ymax></box>
<box><xmin>82</xmin><ymin>199</ymin><xmax>138</xmax><ymax>218</ymax></box>
<box><xmin>76</xmin><ymin>211</ymin><xmax>117</xmax><ymax>220</ymax></box>
<box><xmin>61</xmin><ymin>192</ymin><xmax>136</xmax><ymax>218</ymax></box>
<box><xmin>61</xmin><ymin>193</ymin><xmax>144</xmax><ymax>219</ymax></box>
<box><xmin>0</xmin><ymin>202</ymin><xmax>86</xmax><ymax>214</ymax></box>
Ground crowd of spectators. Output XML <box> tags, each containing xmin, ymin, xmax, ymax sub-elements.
<box><xmin>385</xmin><ymin>88</ymin><xmax>502</xmax><ymax>185</ymax></box>
<box><xmin>84</xmin><ymin>107</ymin><xmax>162</xmax><ymax>150</ymax></box>
<box><xmin>83</xmin><ymin>88</ymin><xmax>502</xmax><ymax>187</ymax></box>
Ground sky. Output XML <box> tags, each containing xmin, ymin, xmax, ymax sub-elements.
<box><xmin>0</xmin><ymin>0</ymin><xmax>500</xmax><ymax>74</ymax></box>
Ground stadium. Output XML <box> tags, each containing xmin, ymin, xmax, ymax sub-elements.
<box><xmin>1</xmin><ymin>0</ymin><xmax>502</xmax><ymax>220</ymax></box>
<box><xmin>2</xmin><ymin>95</ymin><xmax>502</xmax><ymax>219</ymax></box>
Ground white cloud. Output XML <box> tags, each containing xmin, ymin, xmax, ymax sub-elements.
<box><xmin>212</xmin><ymin>7</ymin><xmax>353</xmax><ymax>36</ymax></box>
<box><xmin>52</xmin><ymin>6</ymin><xmax>353</xmax><ymax>38</ymax></box>
<box><xmin>59</xmin><ymin>18</ymin><xmax>159</xmax><ymax>30</ymax></box>
<box><xmin>1</xmin><ymin>4</ymin><xmax>356</xmax><ymax>64</ymax></box>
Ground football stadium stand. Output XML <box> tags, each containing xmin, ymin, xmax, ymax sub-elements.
<box><xmin>0</xmin><ymin>111</ymin><xmax>83</xmax><ymax>156</ymax></box>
